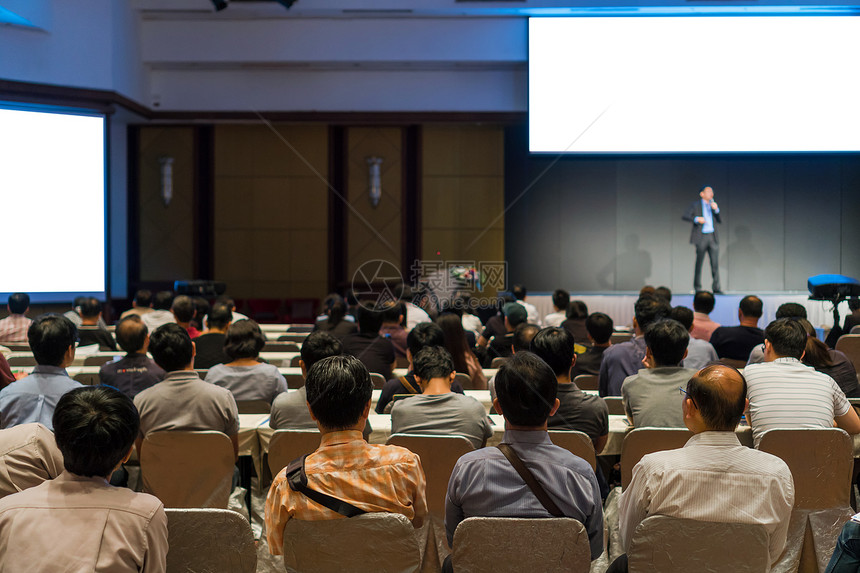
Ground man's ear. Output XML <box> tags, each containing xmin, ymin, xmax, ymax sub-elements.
<box><xmin>492</xmin><ymin>397</ymin><xmax>503</xmax><ymax>416</ymax></box>
<box><xmin>299</xmin><ymin>359</ymin><xmax>307</xmax><ymax>378</ymax></box>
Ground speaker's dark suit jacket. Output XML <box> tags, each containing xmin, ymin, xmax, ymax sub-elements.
<box><xmin>682</xmin><ymin>200</ymin><xmax>722</xmax><ymax>245</ymax></box>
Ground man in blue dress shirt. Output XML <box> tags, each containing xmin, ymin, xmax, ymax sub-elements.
<box><xmin>444</xmin><ymin>352</ymin><xmax>604</xmax><ymax>569</ymax></box>
<box><xmin>682</xmin><ymin>185</ymin><xmax>722</xmax><ymax>294</ymax></box>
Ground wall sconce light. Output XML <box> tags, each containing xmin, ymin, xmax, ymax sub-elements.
<box><xmin>159</xmin><ymin>157</ymin><xmax>174</xmax><ymax>207</ymax></box>
<box><xmin>367</xmin><ymin>156</ymin><xmax>383</xmax><ymax>208</ymax></box>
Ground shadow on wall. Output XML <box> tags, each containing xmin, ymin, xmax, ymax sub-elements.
<box><xmin>725</xmin><ymin>225</ymin><xmax>761</xmax><ymax>291</ymax></box>
<box><xmin>596</xmin><ymin>234</ymin><xmax>653</xmax><ymax>291</ymax></box>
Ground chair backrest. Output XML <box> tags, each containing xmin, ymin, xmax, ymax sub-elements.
<box><xmin>454</xmin><ymin>372</ymin><xmax>479</xmax><ymax>390</ymax></box>
<box><xmin>267</xmin><ymin>429</ymin><xmax>322</xmax><ymax>478</ymax></box>
<box><xmin>627</xmin><ymin>515</ymin><xmax>769</xmax><ymax>573</ymax></box>
<box><xmin>621</xmin><ymin>428</ymin><xmax>693</xmax><ymax>489</ymax></box>
<box><xmin>282</xmin><ymin>513</ymin><xmax>420</xmax><ymax>573</ymax></box>
<box><xmin>548</xmin><ymin>430</ymin><xmax>596</xmax><ymax>471</ymax></box>
<box><xmin>236</xmin><ymin>399</ymin><xmax>271</xmax><ymax>414</ymax></box>
<box><xmin>836</xmin><ymin>334</ymin><xmax>860</xmax><ymax>372</ymax></box>
<box><xmin>7</xmin><ymin>355</ymin><xmax>35</xmax><ymax>367</ymax></box>
<box><xmin>757</xmin><ymin>428</ymin><xmax>853</xmax><ymax>510</ymax></box>
<box><xmin>370</xmin><ymin>373</ymin><xmax>386</xmax><ymax>389</ymax></box>
<box><xmin>194</xmin><ymin>369</ymin><xmax>208</xmax><ymax>378</ymax></box>
<box><xmin>3</xmin><ymin>343</ymin><xmax>30</xmax><ymax>352</ymax></box>
<box><xmin>610</xmin><ymin>332</ymin><xmax>633</xmax><ymax>345</ymax></box>
<box><xmin>263</xmin><ymin>341</ymin><xmax>300</xmax><ymax>353</ymax></box>
<box><xmin>573</xmin><ymin>374</ymin><xmax>598</xmax><ymax>391</ymax></box>
<box><xmin>719</xmin><ymin>357</ymin><xmax>747</xmax><ymax>369</ymax></box>
<box><xmin>604</xmin><ymin>396</ymin><xmax>625</xmax><ymax>416</ymax></box>
<box><xmin>140</xmin><ymin>431</ymin><xmax>235</xmax><ymax>508</ymax></box>
<box><xmin>386</xmin><ymin>433</ymin><xmax>474</xmax><ymax>518</ymax></box>
<box><xmin>395</xmin><ymin>356</ymin><xmax>410</xmax><ymax>369</ymax></box>
<box><xmin>490</xmin><ymin>356</ymin><xmax>508</xmax><ymax>368</ymax></box>
<box><xmin>73</xmin><ymin>372</ymin><xmax>100</xmax><ymax>386</ymax></box>
<box><xmin>851</xmin><ymin>325</ymin><xmax>860</xmax><ymax>335</ymax></box>
<box><xmin>289</xmin><ymin>355</ymin><xmax>302</xmax><ymax>367</ymax></box>
<box><xmin>285</xmin><ymin>372</ymin><xmax>305</xmax><ymax>389</ymax></box>
<box><xmin>165</xmin><ymin>508</ymin><xmax>256</xmax><ymax>573</ymax></box>
<box><xmin>83</xmin><ymin>354</ymin><xmax>117</xmax><ymax>366</ymax></box>
<box><xmin>277</xmin><ymin>334</ymin><xmax>309</xmax><ymax>343</ymax></box>
<box><xmin>453</xmin><ymin>517</ymin><xmax>591</xmax><ymax>573</ymax></box>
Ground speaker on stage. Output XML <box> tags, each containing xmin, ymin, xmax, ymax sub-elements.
<box><xmin>807</xmin><ymin>274</ymin><xmax>860</xmax><ymax>301</ymax></box>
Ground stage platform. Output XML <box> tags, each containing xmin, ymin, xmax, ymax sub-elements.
<box><xmin>528</xmin><ymin>292</ymin><xmax>848</xmax><ymax>334</ymax></box>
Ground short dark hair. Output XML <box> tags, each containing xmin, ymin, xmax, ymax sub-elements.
<box><xmin>585</xmin><ymin>312</ymin><xmax>614</xmax><ymax>344</ymax></box>
<box><xmin>693</xmin><ymin>291</ymin><xmax>715</xmax><ymax>314</ymax></box>
<box><xmin>357</xmin><ymin>301</ymin><xmax>384</xmax><ymax>334</ymax></box>
<box><xmin>305</xmin><ymin>355</ymin><xmax>372</xmax><ymax>430</ymax></box>
<box><xmin>513</xmin><ymin>323</ymin><xmax>540</xmax><ymax>353</ymax></box>
<box><xmin>406</xmin><ymin>322</ymin><xmax>445</xmax><ymax>357</ymax></box>
<box><xmin>635</xmin><ymin>297</ymin><xmax>670</xmax><ymax>331</ymax></box>
<box><xmin>149</xmin><ymin>323</ymin><xmax>193</xmax><ymax>372</ymax></box>
<box><xmin>115</xmin><ymin>315</ymin><xmax>148</xmax><ymax>354</ymax></box>
<box><xmin>79</xmin><ymin>297</ymin><xmax>102</xmax><ymax>319</ymax></box>
<box><xmin>739</xmin><ymin>295</ymin><xmax>763</xmax><ymax>318</ymax></box>
<box><xmin>153</xmin><ymin>291</ymin><xmax>174</xmax><ymax>311</ymax></box>
<box><xmin>494</xmin><ymin>352</ymin><xmax>558</xmax><ymax>427</ymax></box>
<box><xmin>192</xmin><ymin>296</ymin><xmax>210</xmax><ymax>322</ymax></box>
<box><xmin>512</xmin><ymin>284</ymin><xmax>527</xmax><ymax>301</ymax></box>
<box><xmin>566</xmin><ymin>300</ymin><xmax>589</xmax><ymax>320</ymax></box>
<box><xmin>413</xmin><ymin>346</ymin><xmax>455</xmax><ymax>381</ymax></box>
<box><xmin>215</xmin><ymin>295</ymin><xmax>236</xmax><ymax>309</ymax></box>
<box><xmin>320</xmin><ymin>294</ymin><xmax>347</xmax><ymax>325</ymax></box>
<box><xmin>171</xmin><ymin>295</ymin><xmax>195</xmax><ymax>323</ymax></box>
<box><xmin>849</xmin><ymin>298</ymin><xmax>860</xmax><ymax>312</ymax></box>
<box><xmin>28</xmin><ymin>315</ymin><xmax>77</xmax><ymax>367</ymax></box>
<box><xmin>654</xmin><ymin>286</ymin><xmax>672</xmax><ymax>304</ymax></box>
<box><xmin>224</xmin><ymin>319</ymin><xmax>265</xmax><ymax>360</ymax></box>
<box><xmin>530</xmin><ymin>327</ymin><xmax>575</xmax><ymax>377</ymax></box>
<box><xmin>765</xmin><ymin>318</ymin><xmax>807</xmax><ymax>359</ymax></box>
<box><xmin>207</xmin><ymin>303</ymin><xmax>233</xmax><ymax>329</ymax></box>
<box><xmin>300</xmin><ymin>331</ymin><xmax>343</xmax><ymax>372</ymax></box>
<box><xmin>669</xmin><ymin>306</ymin><xmax>694</xmax><ymax>331</ymax></box>
<box><xmin>686</xmin><ymin>364</ymin><xmax>747</xmax><ymax>432</ymax></box>
<box><xmin>7</xmin><ymin>293</ymin><xmax>29</xmax><ymax>315</ymax></box>
<box><xmin>53</xmin><ymin>386</ymin><xmax>139</xmax><ymax>477</ymax></box>
<box><xmin>775</xmin><ymin>302</ymin><xmax>807</xmax><ymax>320</ymax></box>
<box><xmin>644</xmin><ymin>319</ymin><xmax>689</xmax><ymax>366</ymax></box>
<box><xmin>380</xmin><ymin>302</ymin><xmax>404</xmax><ymax>324</ymax></box>
<box><xmin>551</xmin><ymin>289</ymin><xmax>570</xmax><ymax>311</ymax></box>
<box><xmin>134</xmin><ymin>289</ymin><xmax>153</xmax><ymax>307</ymax></box>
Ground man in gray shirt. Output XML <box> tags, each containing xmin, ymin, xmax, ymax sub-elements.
<box><xmin>391</xmin><ymin>347</ymin><xmax>491</xmax><ymax>449</ymax></box>
<box><xmin>670</xmin><ymin>306</ymin><xmax>718</xmax><ymax>370</ymax></box>
<box><xmin>621</xmin><ymin>319</ymin><xmax>697</xmax><ymax>428</ymax></box>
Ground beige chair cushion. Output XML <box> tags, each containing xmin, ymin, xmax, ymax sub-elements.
<box><xmin>267</xmin><ymin>429</ymin><xmax>321</xmax><ymax>478</ymax></box>
<box><xmin>548</xmin><ymin>430</ymin><xmax>596</xmax><ymax>471</ymax></box>
<box><xmin>620</xmin><ymin>428</ymin><xmax>693</xmax><ymax>490</ymax></box>
<box><xmin>165</xmin><ymin>508</ymin><xmax>256</xmax><ymax>573</ymax></box>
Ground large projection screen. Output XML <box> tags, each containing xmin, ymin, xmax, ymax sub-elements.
<box><xmin>0</xmin><ymin>105</ymin><xmax>106</xmax><ymax>302</ymax></box>
<box><xmin>529</xmin><ymin>16</ymin><xmax>860</xmax><ymax>153</ymax></box>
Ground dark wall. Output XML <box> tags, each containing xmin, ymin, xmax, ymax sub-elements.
<box><xmin>504</xmin><ymin>126</ymin><xmax>860</xmax><ymax>293</ymax></box>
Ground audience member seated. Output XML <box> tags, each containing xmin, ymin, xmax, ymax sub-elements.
<box><xmin>709</xmin><ymin>295</ymin><xmax>764</xmax><ymax>361</ymax></box>
<box><xmin>444</xmin><ymin>352</ymin><xmax>604</xmax><ymax>568</ymax></box>
<box><xmin>690</xmin><ymin>290</ymin><xmax>720</xmax><ymax>341</ymax></box>
<box><xmin>572</xmin><ymin>312</ymin><xmax>613</xmax><ymax>378</ymax></box>
<box><xmin>654</xmin><ymin>286</ymin><xmax>672</xmax><ymax>305</ymax></box>
<box><xmin>391</xmin><ymin>347</ymin><xmax>491</xmax><ymax>449</ymax></box>
<box><xmin>214</xmin><ymin>295</ymin><xmax>249</xmax><ymax>322</ymax></box>
<box><xmin>342</xmin><ymin>302</ymin><xmax>396</xmax><ymax>381</ymax></box>
<box><xmin>670</xmin><ymin>306</ymin><xmax>718</xmax><ymax>370</ymax></box>
<box><xmin>120</xmin><ymin>289</ymin><xmax>154</xmax><ymax>320</ymax></box>
<box><xmin>543</xmin><ymin>289</ymin><xmax>570</xmax><ymax>327</ymax></box>
<box><xmin>476</xmin><ymin>295</ymin><xmax>514</xmax><ymax>350</ymax></box>
<box><xmin>171</xmin><ymin>295</ymin><xmax>200</xmax><ymax>339</ymax></box>
<box><xmin>0</xmin><ymin>356</ymin><xmax>13</xmax><ymax>391</ymax></box>
<box><xmin>622</xmin><ymin>319</ymin><xmax>696</xmax><ymax>428</ymax></box>
<box><xmin>0</xmin><ymin>386</ymin><xmax>168</xmax><ymax>572</ymax></box>
<box><xmin>396</xmin><ymin>283</ymin><xmax>432</xmax><ymax>331</ymax></box>
<box><xmin>64</xmin><ymin>296</ymin><xmax>107</xmax><ymax>330</ymax></box>
<box><xmin>265</xmin><ymin>355</ymin><xmax>428</xmax><ymax>556</ymax></box>
<box><xmin>193</xmin><ymin>303</ymin><xmax>232</xmax><ymax>369</ymax></box>
<box><xmin>486</xmin><ymin>302</ymin><xmax>529</xmax><ymax>365</ymax></box>
<box><xmin>797</xmin><ymin>319</ymin><xmax>860</xmax><ymax>398</ymax></box>
<box><xmin>0</xmin><ymin>293</ymin><xmax>32</xmax><ymax>343</ymax></box>
<box><xmin>532</xmin><ymin>327</ymin><xmax>609</xmax><ymax>453</ymax></box>
<box><xmin>376</xmin><ymin>323</ymin><xmax>465</xmax><ymax>414</ymax></box>
<box><xmin>77</xmin><ymin>297</ymin><xmax>117</xmax><ymax>351</ymax></box>
<box><xmin>99</xmin><ymin>316</ymin><xmax>165</xmax><ymax>398</ymax></box>
<box><xmin>134</xmin><ymin>323</ymin><xmax>239</xmax><ymax>459</ymax></box>
<box><xmin>610</xmin><ymin>365</ymin><xmax>794</xmax><ymax>573</ymax></box>
<box><xmin>270</xmin><ymin>332</ymin><xmax>343</xmax><ymax>430</ymax></box>
<box><xmin>488</xmin><ymin>323</ymin><xmax>540</xmax><ymax>401</ymax></box>
<box><xmin>313</xmin><ymin>294</ymin><xmax>358</xmax><ymax>339</ymax></box>
<box><xmin>457</xmin><ymin>295</ymin><xmax>483</xmax><ymax>340</ymax></box>
<box><xmin>599</xmin><ymin>297</ymin><xmax>670</xmax><ymax>397</ymax></box>
<box><xmin>191</xmin><ymin>296</ymin><xmax>210</xmax><ymax>331</ymax></box>
<box><xmin>826</xmin><ymin>519</ymin><xmax>860</xmax><ymax>573</ymax></box>
<box><xmin>0</xmin><ymin>315</ymin><xmax>82</xmax><ymax>430</ymax></box>
<box><xmin>561</xmin><ymin>300</ymin><xmax>590</xmax><ymax>346</ymax></box>
<box><xmin>437</xmin><ymin>312</ymin><xmax>486</xmax><ymax>389</ymax></box>
<box><xmin>746</xmin><ymin>302</ymin><xmax>809</xmax><ymax>365</ymax></box>
<box><xmin>378</xmin><ymin>302</ymin><xmax>408</xmax><ymax>358</ymax></box>
<box><xmin>142</xmin><ymin>291</ymin><xmax>176</xmax><ymax>332</ymax></box>
<box><xmin>204</xmin><ymin>319</ymin><xmax>287</xmax><ymax>405</ymax></box>
<box><xmin>512</xmin><ymin>284</ymin><xmax>540</xmax><ymax>326</ymax></box>
<box><xmin>744</xmin><ymin>318</ymin><xmax>860</xmax><ymax>446</ymax></box>
<box><xmin>844</xmin><ymin>298</ymin><xmax>860</xmax><ymax>334</ymax></box>
<box><xmin>0</xmin><ymin>423</ymin><xmax>63</xmax><ymax>499</ymax></box>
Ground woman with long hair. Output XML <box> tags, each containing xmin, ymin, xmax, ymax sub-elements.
<box><xmin>313</xmin><ymin>293</ymin><xmax>357</xmax><ymax>339</ymax></box>
<box><xmin>798</xmin><ymin>319</ymin><xmax>860</xmax><ymax>397</ymax></box>
<box><xmin>435</xmin><ymin>312</ymin><xmax>487</xmax><ymax>389</ymax></box>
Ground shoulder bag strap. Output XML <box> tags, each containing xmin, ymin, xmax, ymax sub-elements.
<box><xmin>496</xmin><ymin>444</ymin><xmax>564</xmax><ymax>518</ymax></box>
<box><xmin>286</xmin><ymin>455</ymin><xmax>367</xmax><ymax>518</ymax></box>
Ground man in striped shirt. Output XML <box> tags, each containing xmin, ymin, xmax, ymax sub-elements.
<box><xmin>745</xmin><ymin>318</ymin><xmax>860</xmax><ymax>447</ymax></box>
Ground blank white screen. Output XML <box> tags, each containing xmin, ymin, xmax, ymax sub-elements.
<box><xmin>0</xmin><ymin>107</ymin><xmax>105</xmax><ymax>295</ymax></box>
<box><xmin>529</xmin><ymin>16</ymin><xmax>860</xmax><ymax>153</ymax></box>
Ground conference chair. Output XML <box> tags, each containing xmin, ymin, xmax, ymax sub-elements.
<box><xmin>236</xmin><ymin>399</ymin><xmax>270</xmax><ymax>414</ymax></box>
<box><xmin>83</xmin><ymin>355</ymin><xmax>117</xmax><ymax>366</ymax></box>
<box><xmin>140</xmin><ymin>431</ymin><xmax>235</xmax><ymax>508</ymax></box>
<box><xmin>73</xmin><ymin>372</ymin><xmax>100</xmax><ymax>386</ymax></box>
<box><xmin>277</xmin><ymin>333</ymin><xmax>309</xmax><ymax>343</ymax></box>
<box><xmin>282</xmin><ymin>513</ymin><xmax>421</xmax><ymax>573</ymax></box>
<box><xmin>573</xmin><ymin>374</ymin><xmax>599</xmax><ymax>391</ymax></box>
<box><xmin>851</xmin><ymin>325</ymin><xmax>860</xmax><ymax>335</ymax></box>
<box><xmin>719</xmin><ymin>357</ymin><xmax>747</xmax><ymax>370</ymax></box>
<box><xmin>548</xmin><ymin>430</ymin><xmax>597</xmax><ymax>471</ymax></box>
<box><xmin>289</xmin><ymin>355</ymin><xmax>302</xmax><ymax>367</ymax></box>
<box><xmin>620</xmin><ymin>428</ymin><xmax>693</xmax><ymax>490</ymax></box>
<box><xmin>262</xmin><ymin>341</ymin><xmax>300</xmax><ymax>353</ymax></box>
<box><xmin>386</xmin><ymin>434</ymin><xmax>474</xmax><ymax>518</ymax></box>
<box><xmin>7</xmin><ymin>355</ymin><xmax>35</xmax><ymax>367</ymax></box>
<box><xmin>836</xmin><ymin>334</ymin><xmax>860</xmax><ymax>373</ymax></box>
<box><xmin>370</xmin><ymin>372</ymin><xmax>386</xmax><ymax>389</ymax></box>
<box><xmin>285</xmin><ymin>372</ymin><xmax>305</xmax><ymax>389</ymax></box>
<box><xmin>454</xmin><ymin>372</ymin><xmax>480</xmax><ymax>390</ymax></box>
<box><xmin>627</xmin><ymin>516</ymin><xmax>769</xmax><ymax>573</ymax></box>
<box><xmin>452</xmin><ymin>517</ymin><xmax>591</xmax><ymax>573</ymax></box>
<box><xmin>3</xmin><ymin>343</ymin><xmax>30</xmax><ymax>352</ymax></box>
<box><xmin>287</xmin><ymin>325</ymin><xmax>314</xmax><ymax>333</ymax></box>
<box><xmin>759</xmin><ymin>428</ymin><xmax>854</xmax><ymax>573</ymax></box>
<box><xmin>610</xmin><ymin>332</ymin><xmax>633</xmax><ymax>345</ymax></box>
<box><xmin>267</xmin><ymin>429</ymin><xmax>321</xmax><ymax>478</ymax></box>
<box><xmin>165</xmin><ymin>508</ymin><xmax>256</xmax><ymax>573</ymax></box>
<box><xmin>490</xmin><ymin>357</ymin><xmax>508</xmax><ymax>368</ymax></box>
<box><xmin>604</xmin><ymin>396</ymin><xmax>625</xmax><ymax>416</ymax></box>
<box><xmin>396</xmin><ymin>356</ymin><xmax>410</xmax><ymax>369</ymax></box>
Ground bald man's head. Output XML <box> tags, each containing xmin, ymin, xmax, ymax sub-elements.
<box><xmin>686</xmin><ymin>364</ymin><xmax>747</xmax><ymax>432</ymax></box>
<box><xmin>115</xmin><ymin>315</ymin><xmax>148</xmax><ymax>354</ymax></box>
